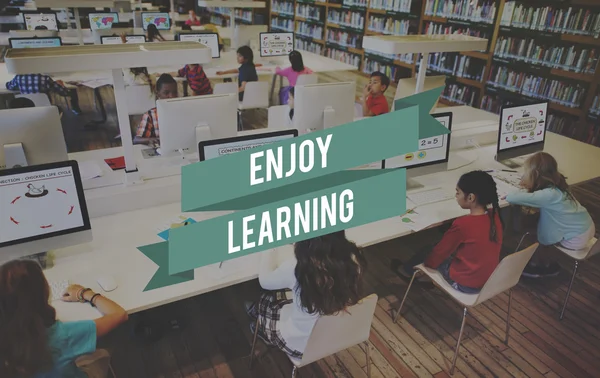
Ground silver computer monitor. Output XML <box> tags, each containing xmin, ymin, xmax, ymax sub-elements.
<box><xmin>0</xmin><ymin>106</ymin><xmax>68</xmax><ymax>170</ymax></box>
<box><xmin>259</xmin><ymin>32</ymin><xmax>294</xmax><ymax>57</ymax></box>
<box><xmin>383</xmin><ymin>112</ymin><xmax>453</xmax><ymax>187</ymax></box>
<box><xmin>293</xmin><ymin>82</ymin><xmax>356</xmax><ymax>133</ymax></box>
<box><xmin>199</xmin><ymin>129</ymin><xmax>299</xmax><ymax>161</ymax></box>
<box><xmin>141</xmin><ymin>12</ymin><xmax>170</xmax><ymax>30</ymax></box>
<box><xmin>0</xmin><ymin>160</ymin><xmax>92</xmax><ymax>262</ymax></box>
<box><xmin>100</xmin><ymin>34</ymin><xmax>146</xmax><ymax>44</ymax></box>
<box><xmin>495</xmin><ymin>101</ymin><xmax>548</xmax><ymax>167</ymax></box>
<box><xmin>22</xmin><ymin>11</ymin><xmax>59</xmax><ymax>31</ymax></box>
<box><xmin>8</xmin><ymin>36</ymin><xmax>62</xmax><ymax>48</ymax></box>
<box><xmin>88</xmin><ymin>12</ymin><xmax>119</xmax><ymax>30</ymax></box>
<box><xmin>177</xmin><ymin>33</ymin><xmax>220</xmax><ymax>58</ymax></box>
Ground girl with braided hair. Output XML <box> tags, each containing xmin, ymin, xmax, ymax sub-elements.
<box><xmin>391</xmin><ymin>170</ymin><xmax>503</xmax><ymax>293</ymax></box>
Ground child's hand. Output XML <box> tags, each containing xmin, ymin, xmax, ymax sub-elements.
<box><xmin>216</xmin><ymin>71</ymin><xmax>224</xmax><ymax>75</ymax></box>
<box><xmin>362</xmin><ymin>84</ymin><xmax>370</xmax><ymax>98</ymax></box>
<box><xmin>255</xmin><ymin>63</ymin><xmax>263</xmax><ymax>67</ymax></box>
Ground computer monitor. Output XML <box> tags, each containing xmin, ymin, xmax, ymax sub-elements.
<box><xmin>495</xmin><ymin>101</ymin><xmax>548</xmax><ymax>167</ymax></box>
<box><xmin>259</xmin><ymin>32</ymin><xmax>294</xmax><ymax>57</ymax></box>
<box><xmin>157</xmin><ymin>93</ymin><xmax>238</xmax><ymax>157</ymax></box>
<box><xmin>100</xmin><ymin>35</ymin><xmax>146</xmax><ymax>44</ymax></box>
<box><xmin>293</xmin><ymin>82</ymin><xmax>355</xmax><ymax>133</ymax></box>
<box><xmin>0</xmin><ymin>107</ymin><xmax>68</xmax><ymax>170</ymax></box>
<box><xmin>199</xmin><ymin>129</ymin><xmax>299</xmax><ymax>161</ymax></box>
<box><xmin>383</xmin><ymin>112</ymin><xmax>453</xmax><ymax>188</ymax></box>
<box><xmin>22</xmin><ymin>12</ymin><xmax>59</xmax><ymax>31</ymax></box>
<box><xmin>177</xmin><ymin>33</ymin><xmax>220</xmax><ymax>58</ymax></box>
<box><xmin>8</xmin><ymin>36</ymin><xmax>62</xmax><ymax>48</ymax></box>
<box><xmin>88</xmin><ymin>12</ymin><xmax>119</xmax><ymax>30</ymax></box>
<box><xmin>141</xmin><ymin>12</ymin><xmax>170</xmax><ymax>30</ymax></box>
<box><xmin>0</xmin><ymin>160</ymin><xmax>92</xmax><ymax>262</ymax></box>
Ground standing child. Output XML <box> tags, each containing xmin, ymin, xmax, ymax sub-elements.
<box><xmin>5</xmin><ymin>74</ymin><xmax>82</xmax><ymax>115</ymax></box>
<box><xmin>134</xmin><ymin>74</ymin><xmax>178</xmax><ymax>145</ymax></box>
<box><xmin>391</xmin><ymin>170</ymin><xmax>503</xmax><ymax>293</ymax></box>
<box><xmin>176</xmin><ymin>64</ymin><xmax>213</xmax><ymax>96</ymax></box>
<box><xmin>275</xmin><ymin>50</ymin><xmax>313</xmax><ymax>104</ymax></box>
<box><xmin>360</xmin><ymin>71</ymin><xmax>390</xmax><ymax>117</ymax></box>
<box><xmin>216</xmin><ymin>46</ymin><xmax>258</xmax><ymax>102</ymax></box>
<box><xmin>504</xmin><ymin>152</ymin><xmax>595</xmax><ymax>278</ymax></box>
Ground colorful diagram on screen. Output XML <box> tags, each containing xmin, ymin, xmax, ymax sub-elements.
<box><xmin>144</xmin><ymin>14</ymin><xmax>169</xmax><ymax>29</ymax></box>
<box><xmin>499</xmin><ymin>103</ymin><xmax>547</xmax><ymax>151</ymax></box>
<box><xmin>91</xmin><ymin>15</ymin><xmax>116</xmax><ymax>29</ymax></box>
<box><xmin>261</xmin><ymin>32</ymin><xmax>294</xmax><ymax>57</ymax></box>
<box><xmin>8</xmin><ymin>184</ymin><xmax>76</xmax><ymax>230</ymax></box>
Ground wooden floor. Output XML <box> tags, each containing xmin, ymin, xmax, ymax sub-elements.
<box><xmin>97</xmin><ymin>177</ymin><xmax>600</xmax><ymax>378</ymax></box>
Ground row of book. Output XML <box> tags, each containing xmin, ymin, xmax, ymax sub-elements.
<box><xmin>423</xmin><ymin>21</ymin><xmax>492</xmax><ymax>40</ymax></box>
<box><xmin>325</xmin><ymin>47</ymin><xmax>362</xmax><ymax>68</ymax></box>
<box><xmin>500</xmin><ymin>2</ymin><xmax>600</xmax><ymax>36</ymax></box>
<box><xmin>271</xmin><ymin>0</ymin><xmax>295</xmax><ymax>16</ymax></box>
<box><xmin>328</xmin><ymin>10</ymin><xmax>365</xmax><ymax>29</ymax></box>
<box><xmin>326</xmin><ymin>29</ymin><xmax>362</xmax><ymax>49</ymax></box>
<box><xmin>424</xmin><ymin>0</ymin><xmax>497</xmax><ymax>24</ymax></box>
<box><xmin>591</xmin><ymin>94</ymin><xmax>600</xmax><ymax>116</ymax></box>
<box><xmin>487</xmin><ymin>64</ymin><xmax>588</xmax><ymax>108</ymax></box>
<box><xmin>364</xmin><ymin>49</ymin><xmax>414</xmax><ymax>65</ymax></box>
<box><xmin>362</xmin><ymin>57</ymin><xmax>402</xmax><ymax>80</ymax></box>
<box><xmin>427</xmin><ymin>53</ymin><xmax>486</xmax><ymax>81</ymax></box>
<box><xmin>368</xmin><ymin>0</ymin><xmax>414</xmax><ymax>13</ymax></box>
<box><xmin>493</xmin><ymin>36</ymin><xmax>599</xmax><ymax>75</ymax></box>
<box><xmin>296</xmin><ymin>4</ymin><xmax>322</xmax><ymax>21</ymax></box>
<box><xmin>295</xmin><ymin>38</ymin><xmax>323</xmax><ymax>55</ymax></box>
<box><xmin>209</xmin><ymin>15</ymin><xmax>228</xmax><ymax>27</ymax></box>
<box><xmin>367</xmin><ymin>16</ymin><xmax>412</xmax><ymax>35</ymax></box>
<box><xmin>441</xmin><ymin>83</ymin><xmax>479</xmax><ymax>107</ymax></box>
<box><xmin>271</xmin><ymin>17</ymin><xmax>294</xmax><ymax>32</ymax></box>
<box><xmin>296</xmin><ymin>22</ymin><xmax>324</xmax><ymax>39</ymax></box>
<box><xmin>331</xmin><ymin>0</ymin><xmax>368</xmax><ymax>8</ymax></box>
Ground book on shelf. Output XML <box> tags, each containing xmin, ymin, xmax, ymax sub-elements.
<box><xmin>424</xmin><ymin>0</ymin><xmax>497</xmax><ymax>24</ymax></box>
<box><xmin>369</xmin><ymin>0</ymin><xmax>414</xmax><ymax>13</ymax></box>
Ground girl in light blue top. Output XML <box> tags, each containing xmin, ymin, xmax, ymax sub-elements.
<box><xmin>503</xmin><ymin>152</ymin><xmax>595</xmax><ymax>278</ymax></box>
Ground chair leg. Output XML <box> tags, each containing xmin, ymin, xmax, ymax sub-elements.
<box><xmin>365</xmin><ymin>341</ymin><xmax>372</xmax><ymax>378</ymax></box>
<box><xmin>450</xmin><ymin>307</ymin><xmax>468</xmax><ymax>375</ymax></box>
<box><xmin>392</xmin><ymin>270</ymin><xmax>418</xmax><ymax>323</ymax></box>
<box><xmin>109</xmin><ymin>363</ymin><xmax>116</xmax><ymax>378</ymax></box>
<box><xmin>291</xmin><ymin>366</ymin><xmax>298</xmax><ymax>378</ymax></box>
<box><xmin>505</xmin><ymin>290</ymin><xmax>512</xmax><ymax>345</ymax></box>
<box><xmin>560</xmin><ymin>260</ymin><xmax>579</xmax><ymax>320</ymax></box>
<box><xmin>515</xmin><ymin>232</ymin><xmax>529</xmax><ymax>253</ymax></box>
<box><xmin>248</xmin><ymin>316</ymin><xmax>260</xmax><ymax>368</ymax></box>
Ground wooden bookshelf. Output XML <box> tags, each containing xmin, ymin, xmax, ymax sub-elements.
<box><xmin>201</xmin><ymin>0</ymin><xmax>268</xmax><ymax>27</ymax></box>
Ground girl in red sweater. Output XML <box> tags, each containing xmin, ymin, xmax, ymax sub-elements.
<box><xmin>392</xmin><ymin>170</ymin><xmax>504</xmax><ymax>293</ymax></box>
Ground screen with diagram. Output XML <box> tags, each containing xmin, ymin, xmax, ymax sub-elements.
<box><xmin>498</xmin><ymin>102</ymin><xmax>548</xmax><ymax>151</ymax></box>
<box><xmin>9</xmin><ymin>37</ymin><xmax>62</xmax><ymax>49</ymax></box>
<box><xmin>23</xmin><ymin>13</ymin><xmax>58</xmax><ymax>31</ymax></box>
<box><xmin>178</xmin><ymin>33</ymin><xmax>220</xmax><ymax>58</ymax></box>
<box><xmin>259</xmin><ymin>32</ymin><xmax>294</xmax><ymax>57</ymax></box>
<box><xmin>0</xmin><ymin>165</ymin><xmax>86</xmax><ymax>247</ymax></box>
<box><xmin>199</xmin><ymin>130</ymin><xmax>298</xmax><ymax>161</ymax></box>
<box><xmin>141</xmin><ymin>12</ymin><xmax>170</xmax><ymax>30</ymax></box>
<box><xmin>101</xmin><ymin>35</ymin><xmax>146</xmax><ymax>44</ymax></box>
<box><xmin>89</xmin><ymin>13</ymin><xmax>119</xmax><ymax>30</ymax></box>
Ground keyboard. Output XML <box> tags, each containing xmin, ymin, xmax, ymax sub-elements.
<box><xmin>49</xmin><ymin>279</ymin><xmax>69</xmax><ymax>301</ymax></box>
<box><xmin>407</xmin><ymin>188</ymin><xmax>454</xmax><ymax>206</ymax></box>
<box><xmin>491</xmin><ymin>171</ymin><xmax>522</xmax><ymax>188</ymax></box>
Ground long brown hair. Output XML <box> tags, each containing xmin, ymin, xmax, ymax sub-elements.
<box><xmin>0</xmin><ymin>260</ymin><xmax>56</xmax><ymax>377</ymax></box>
<box><xmin>294</xmin><ymin>231</ymin><xmax>367</xmax><ymax>316</ymax></box>
<box><xmin>522</xmin><ymin>152</ymin><xmax>575</xmax><ymax>202</ymax></box>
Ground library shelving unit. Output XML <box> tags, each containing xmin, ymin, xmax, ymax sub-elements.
<box><xmin>199</xmin><ymin>0</ymin><xmax>267</xmax><ymax>29</ymax></box>
<box><xmin>269</xmin><ymin>0</ymin><xmax>600</xmax><ymax>146</ymax></box>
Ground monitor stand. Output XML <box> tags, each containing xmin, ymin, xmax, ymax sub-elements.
<box><xmin>21</xmin><ymin>252</ymin><xmax>51</xmax><ymax>269</ymax></box>
<box><xmin>3</xmin><ymin>143</ymin><xmax>28</xmax><ymax>169</ymax></box>
<box><xmin>323</xmin><ymin>106</ymin><xmax>336</xmax><ymax>129</ymax></box>
<box><xmin>495</xmin><ymin>155</ymin><xmax>522</xmax><ymax>169</ymax></box>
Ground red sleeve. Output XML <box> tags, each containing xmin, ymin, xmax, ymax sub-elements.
<box><xmin>368</xmin><ymin>97</ymin><xmax>389</xmax><ymax>115</ymax></box>
<box><xmin>178</xmin><ymin>66</ymin><xmax>186</xmax><ymax>78</ymax></box>
<box><xmin>424</xmin><ymin>219</ymin><xmax>464</xmax><ymax>268</ymax></box>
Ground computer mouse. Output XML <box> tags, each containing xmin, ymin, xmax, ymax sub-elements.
<box><xmin>97</xmin><ymin>275</ymin><xmax>118</xmax><ymax>292</ymax></box>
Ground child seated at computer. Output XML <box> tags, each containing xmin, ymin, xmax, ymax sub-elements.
<box><xmin>275</xmin><ymin>50</ymin><xmax>313</xmax><ymax>104</ymax></box>
<box><xmin>5</xmin><ymin>74</ymin><xmax>83</xmax><ymax>115</ymax></box>
<box><xmin>216</xmin><ymin>46</ymin><xmax>258</xmax><ymax>102</ymax></box>
<box><xmin>0</xmin><ymin>259</ymin><xmax>128</xmax><ymax>377</ymax></box>
<box><xmin>359</xmin><ymin>71</ymin><xmax>390</xmax><ymax>117</ymax></box>
<box><xmin>134</xmin><ymin>73</ymin><xmax>178</xmax><ymax>145</ymax></box>
<box><xmin>503</xmin><ymin>152</ymin><xmax>595</xmax><ymax>278</ymax></box>
<box><xmin>391</xmin><ymin>170</ymin><xmax>503</xmax><ymax>293</ymax></box>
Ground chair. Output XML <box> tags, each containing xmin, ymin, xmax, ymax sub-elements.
<box><xmin>392</xmin><ymin>235</ymin><xmax>537</xmax><ymax>375</ymax></box>
<box><xmin>75</xmin><ymin>349</ymin><xmax>116</xmax><ymax>378</ymax></box>
<box><xmin>16</xmin><ymin>93</ymin><xmax>52</xmax><ymax>107</ymax></box>
<box><xmin>392</xmin><ymin>75</ymin><xmax>447</xmax><ymax>111</ymax></box>
<box><xmin>214</xmin><ymin>82</ymin><xmax>238</xmax><ymax>95</ymax></box>
<box><xmin>555</xmin><ymin>237</ymin><xmax>600</xmax><ymax>320</ymax></box>
<box><xmin>238</xmin><ymin>81</ymin><xmax>269</xmax><ymax>131</ymax></box>
<box><xmin>296</xmin><ymin>73</ymin><xmax>318</xmax><ymax>86</ymax></box>
<box><xmin>249</xmin><ymin>293</ymin><xmax>378</xmax><ymax>378</ymax></box>
<box><xmin>267</xmin><ymin>105</ymin><xmax>291</xmax><ymax>130</ymax></box>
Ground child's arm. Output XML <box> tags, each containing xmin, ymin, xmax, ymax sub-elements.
<box><xmin>505</xmin><ymin>188</ymin><xmax>559</xmax><ymax>208</ymax></box>
<box><xmin>424</xmin><ymin>220</ymin><xmax>464</xmax><ymax>269</ymax></box>
<box><xmin>361</xmin><ymin>85</ymin><xmax>375</xmax><ymax>117</ymax></box>
<box><xmin>258</xmin><ymin>249</ymin><xmax>295</xmax><ymax>290</ymax></box>
<box><xmin>216</xmin><ymin>68</ymin><xmax>239</xmax><ymax>75</ymax></box>
<box><xmin>5</xmin><ymin>76</ymin><xmax>18</xmax><ymax>91</ymax></box>
<box><xmin>239</xmin><ymin>81</ymin><xmax>247</xmax><ymax>93</ymax></box>
<box><xmin>275</xmin><ymin>66</ymin><xmax>291</xmax><ymax>76</ymax></box>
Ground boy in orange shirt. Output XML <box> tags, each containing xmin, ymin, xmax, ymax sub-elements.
<box><xmin>360</xmin><ymin>71</ymin><xmax>390</xmax><ymax>116</ymax></box>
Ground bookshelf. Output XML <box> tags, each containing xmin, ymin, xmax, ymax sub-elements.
<box><xmin>268</xmin><ymin>0</ymin><xmax>600</xmax><ymax>146</ymax></box>
<box><xmin>200</xmin><ymin>0</ymin><xmax>268</xmax><ymax>28</ymax></box>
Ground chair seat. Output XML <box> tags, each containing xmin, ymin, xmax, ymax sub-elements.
<box><xmin>418</xmin><ymin>265</ymin><xmax>480</xmax><ymax>307</ymax></box>
<box><xmin>555</xmin><ymin>237</ymin><xmax>598</xmax><ymax>260</ymax></box>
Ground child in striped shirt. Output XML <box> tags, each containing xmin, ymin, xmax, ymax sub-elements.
<box><xmin>177</xmin><ymin>64</ymin><xmax>213</xmax><ymax>96</ymax></box>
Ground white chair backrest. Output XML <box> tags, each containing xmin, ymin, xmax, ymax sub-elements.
<box><xmin>16</xmin><ymin>93</ymin><xmax>51</xmax><ymax>107</ymax></box>
<box><xmin>476</xmin><ymin>243</ymin><xmax>539</xmax><ymax>304</ymax></box>
<box><xmin>300</xmin><ymin>294</ymin><xmax>378</xmax><ymax>366</ymax></box>
<box><xmin>240</xmin><ymin>81</ymin><xmax>269</xmax><ymax>109</ymax></box>
<box><xmin>214</xmin><ymin>82</ymin><xmax>238</xmax><ymax>95</ymax></box>
<box><xmin>585</xmin><ymin>237</ymin><xmax>600</xmax><ymax>259</ymax></box>
<box><xmin>393</xmin><ymin>75</ymin><xmax>446</xmax><ymax>111</ymax></box>
<box><xmin>354</xmin><ymin>102</ymin><xmax>363</xmax><ymax>118</ymax></box>
<box><xmin>125</xmin><ymin>84</ymin><xmax>155</xmax><ymax>115</ymax></box>
<box><xmin>296</xmin><ymin>73</ymin><xmax>318</xmax><ymax>86</ymax></box>
<box><xmin>268</xmin><ymin>105</ymin><xmax>290</xmax><ymax>130</ymax></box>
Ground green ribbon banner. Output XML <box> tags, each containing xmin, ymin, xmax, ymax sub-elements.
<box><xmin>138</xmin><ymin>87</ymin><xmax>449</xmax><ymax>291</ymax></box>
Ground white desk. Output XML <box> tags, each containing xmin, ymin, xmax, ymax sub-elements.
<box><xmin>41</xmin><ymin>105</ymin><xmax>600</xmax><ymax>322</ymax></box>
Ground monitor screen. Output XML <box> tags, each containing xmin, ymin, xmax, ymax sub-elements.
<box><xmin>384</xmin><ymin>112</ymin><xmax>453</xmax><ymax>169</ymax></box>
<box><xmin>259</xmin><ymin>32</ymin><xmax>294</xmax><ymax>57</ymax></box>
<box><xmin>9</xmin><ymin>37</ymin><xmax>62</xmax><ymax>48</ymax></box>
<box><xmin>199</xmin><ymin>129</ymin><xmax>299</xmax><ymax>161</ymax></box>
<box><xmin>498</xmin><ymin>102</ymin><xmax>548</xmax><ymax>152</ymax></box>
<box><xmin>101</xmin><ymin>35</ymin><xmax>146</xmax><ymax>44</ymax></box>
<box><xmin>23</xmin><ymin>12</ymin><xmax>59</xmax><ymax>31</ymax></box>
<box><xmin>177</xmin><ymin>33</ymin><xmax>220</xmax><ymax>58</ymax></box>
<box><xmin>0</xmin><ymin>161</ymin><xmax>90</xmax><ymax>249</ymax></box>
<box><xmin>141</xmin><ymin>12</ymin><xmax>170</xmax><ymax>30</ymax></box>
<box><xmin>88</xmin><ymin>12</ymin><xmax>119</xmax><ymax>30</ymax></box>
